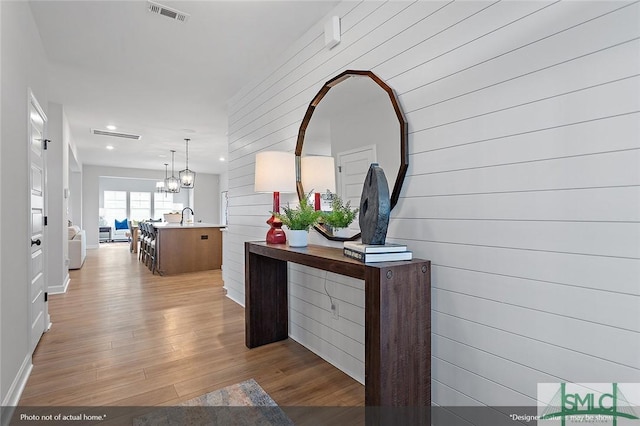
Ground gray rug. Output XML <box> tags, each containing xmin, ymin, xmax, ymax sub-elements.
<box><xmin>133</xmin><ymin>379</ymin><xmax>293</xmax><ymax>426</ymax></box>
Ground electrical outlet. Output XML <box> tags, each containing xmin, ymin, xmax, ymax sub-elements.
<box><xmin>331</xmin><ymin>301</ymin><xmax>339</xmax><ymax>319</ymax></box>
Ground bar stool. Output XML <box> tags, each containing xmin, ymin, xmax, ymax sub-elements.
<box><xmin>147</xmin><ymin>224</ymin><xmax>157</xmax><ymax>274</ymax></box>
<box><xmin>137</xmin><ymin>222</ymin><xmax>144</xmax><ymax>261</ymax></box>
<box><xmin>139</xmin><ymin>222</ymin><xmax>149</xmax><ymax>263</ymax></box>
<box><xmin>128</xmin><ymin>220</ymin><xmax>137</xmax><ymax>253</ymax></box>
<box><xmin>143</xmin><ymin>222</ymin><xmax>151</xmax><ymax>267</ymax></box>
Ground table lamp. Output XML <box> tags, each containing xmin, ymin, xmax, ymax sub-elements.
<box><xmin>301</xmin><ymin>155</ymin><xmax>336</xmax><ymax>210</ymax></box>
<box><xmin>254</xmin><ymin>151</ymin><xmax>296</xmax><ymax>244</ymax></box>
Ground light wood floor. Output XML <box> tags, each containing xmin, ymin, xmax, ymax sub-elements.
<box><xmin>19</xmin><ymin>243</ymin><xmax>364</xmax><ymax>409</ymax></box>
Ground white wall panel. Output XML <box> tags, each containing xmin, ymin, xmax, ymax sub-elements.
<box><xmin>226</xmin><ymin>0</ymin><xmax>640</xmax><ymax>414</ymax></box>
<box><xmin>433</xmin><ymin>311</ymin><xmax>640</xmax><ymax>383</ymax></box>
<box><xmin>409</xmin><ymin>111</ymin><xmax>640</xmax><ymax>174</ymax></box>
<box><xmin>397</xmin><ymin>186</ymin><xmax>640</xmax><ymax>222</ymax></box>
<box><xmin>408</xmin><ymin>75</ymin><xmax>639</xmax><ymax>139</ymax></box>
<box><xmin>375</xmin><ymin>1</ymin><xmax>554</xmax><ymax>80</ymax></box>
<box><xmin>432</xmin><ymin>334</ymin><xmax>560</xmax><ymax>399</ymax></box>
<box><xmin>410</xmin><ymin>240</ymin><xmax>639</xmax><ymax>295</ymax></box>
<box><xmin>407</xmin><ymin>150</ymin><xmax>640</xmax><ymax>196</ymax></box>
<box><xmin>432</xmin><ymin>356</ymin><xmax>535</xmax><ymax>406</ymax></box>
<box><xmin>288</xmin><ymin>295</ymin><xmax>364</xmax><ymax>356</ymax></box>
<box><xmin>433</xmin><ymin>288</ymin><xmax>639</xmax><ymax>368</ymax></box>
<box><xmin>290</xmin><ymin>268</ymin><xmax>365</xmax><ymax>311</ymax></box>
<box><xmin>391</xmin><ymin>2</ymin><xmax>636</xmax><ymax>98</ymax></box>
<box><xmin>289</xmin><ymin>321</ymin><xmax>364</xmax><ymax>384</ymax></box>
<box><xmin>406</xmin><ymin>55</ymin><xmax>638</xmax><ymax>134</ymax></box>
<box><xmin>432</xmin><ymin>266</ymin><xmax>640</xmax><ymax>332</ymax></box>
<box><xmin>432</xmin><ymin>380</ymin><xmax>482</xmax><ymax>407</ymax></box>
<box><xmin>388</xmin><ymin>219</ymin><xmax>640</xmax><ymax>258</ymax></box>
<box><xmin>289</xmin><ymin>266</ymin><xmax>365</xmax><ymax>329</ymax></box>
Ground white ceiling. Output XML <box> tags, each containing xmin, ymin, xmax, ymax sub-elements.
<box><xmin>29</xmin><ymin>0</ymin><xmax>340</xmax><ymax>175</ymax></box>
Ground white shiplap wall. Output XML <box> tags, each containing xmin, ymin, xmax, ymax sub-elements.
<box><xmin>224</xmin><ymin>0</ymin><xmax>640</xmax><ymax>415</ymax></box>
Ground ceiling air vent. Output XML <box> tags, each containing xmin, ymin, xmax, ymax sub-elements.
<box><xmin>147</xmin><ymin>1</ymin><xmax>190</xmax><ymax>23</ymax></box>
<box><xmin>91</xmin><ymin>129</ymin><xmax>142</xmax><ymax>140</ymax></box>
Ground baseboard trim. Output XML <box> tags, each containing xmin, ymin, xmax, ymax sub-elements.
<box><xmin>1</xmin><ymin>354</ymin><xmax>32</xmax><ymax>418</ymax></box>
<box><xmin>289</xmin><ymin>331</ymin><xmax>364</xmax><ymax>385</ymax></box>
<box><xmin>48</xmin><ymin>274</ymin><xmax>70</xmax><ymax>295</ymax></box>
<box><xmin>224</xmin><ymin>289</ymin><xmax>244</xmax><ymax>307</ymax></box>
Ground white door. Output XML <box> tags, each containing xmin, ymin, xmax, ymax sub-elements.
<box><xmin>28</xmin><ymin>91</ymin><xmax>48</xmax><ymax>353</ymax></box>
<box><xmin>336</xmin><ymin>145</ymin><xmax>376</xmax><ymax>232</ymax></box>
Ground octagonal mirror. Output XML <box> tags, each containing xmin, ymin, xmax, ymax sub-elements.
<box><xmin>295</xmin><ymin>70</ymin><xmax>408</xmax><ymax>241</ymax></box>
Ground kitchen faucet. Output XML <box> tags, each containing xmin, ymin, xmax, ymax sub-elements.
<box><xmin>180</xmin><ymin>207</ymin><xmax>194</xmax><ymax>225</ymax></box>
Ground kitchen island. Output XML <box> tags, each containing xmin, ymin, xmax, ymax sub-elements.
<box><xmin>153</xmin><ymin>223</ymin><xmax>224</xmax><ymax>275</ymax></box>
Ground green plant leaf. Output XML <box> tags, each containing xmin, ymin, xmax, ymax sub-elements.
<box><xmin>273</xmin><ymin>192</ymin><xmax>322</xmax><ymax>230</ymax></box>
<box><xmin>321</xmin><ymin>191</ymin><xmax>359</xmax><ymax>229</ymax></box>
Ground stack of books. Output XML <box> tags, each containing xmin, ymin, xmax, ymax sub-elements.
<box><xmin>343</xmin><ymin>241</ymin><xmax>412</xmax><ymax>263</ymax></box>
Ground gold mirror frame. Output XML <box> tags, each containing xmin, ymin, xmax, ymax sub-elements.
<box><xmin>295</xmin><ymin>70</ymin><xmax>409</xmax><ymax>241</ymax></box>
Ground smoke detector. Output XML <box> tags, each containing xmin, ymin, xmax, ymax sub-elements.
<box><xmin>147</xmin><ymin>1</ymin><xmax>190</xmax><ymax>23</ymax></box>
<box><xmin>92</xmin><ymin>129</ymin><xmax>142</xmax><ymax>140</ymax></box>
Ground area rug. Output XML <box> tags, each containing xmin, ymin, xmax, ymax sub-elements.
<box><xmin>133</xmin><ymin>379</ymin><xmax>293</xmax><ymax>426</ymax></box>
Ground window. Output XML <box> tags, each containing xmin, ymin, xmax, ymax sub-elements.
<box><xmin>103</xmin><ymin>191</ymin><xmax>127</xmax><ymax>228</ymax></box>
<box><xmin>101</xmin><ymin>190</ymin><xmax>184</xmax><ymax>224</ymax></box>
<box><xmin>130</xmin><ymin>192</ymin><xmax>151</xmax><ymax>222</ymax></box>
<box><xmin>154</xmin><ymin>193</ymin><xmax>183</xmax><ymax>220</ymax></box>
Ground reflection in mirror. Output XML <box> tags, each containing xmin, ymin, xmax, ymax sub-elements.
<box><xmin>301</xmin><ymin>155</ymin><xmax>336</xmax><ymax>211</ymax></box>
<box><xmin>296</xmin><ymin>70</ymin><xmax>408</xmax><ymax>241</ymax></box>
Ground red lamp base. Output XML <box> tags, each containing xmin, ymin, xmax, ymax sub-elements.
<box><xmin>266</xmin><ymin>215</ymin><xmax>286</xmax><ymax>244</ymax></box>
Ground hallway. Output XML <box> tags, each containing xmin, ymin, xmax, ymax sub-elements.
<box><xmin>18</xmin><ymin>244</ymin><xmax>363</xmax><ymax>408</ymax></box>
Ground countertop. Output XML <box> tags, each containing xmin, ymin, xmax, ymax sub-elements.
<box><xmin>153</xmin><ymin>222</ymin><xmax>226</xmax><ymax>229</ymax></box>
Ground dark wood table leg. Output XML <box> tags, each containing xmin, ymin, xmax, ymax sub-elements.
<box><xmin>365</xmin><ymin>261</ymin><xmax>431</xmax><ymax>413</ymax></box>
<box><xmin>245</xmin><ymin>248</ymin><xmax>288</xmax><ymax>348</ymax></box>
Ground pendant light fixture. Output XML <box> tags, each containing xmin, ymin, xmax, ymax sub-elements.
<box><xmin>156</xmin><ymin>163</ymin><xmax>168</xmax><ymax>193</ymax></box>
<box><xmin>179</xmin><ymin>138</ymin><xmax>196</xmax><ymax>188</ymax></box>
<box><xmin>165</xmin><ymin>150</ymin><xmax>180</xmax><ymax>193</ymax></box>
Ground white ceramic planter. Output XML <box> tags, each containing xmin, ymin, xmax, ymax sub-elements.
<box><xmin>288</xmin><ymin>229</ymin><xmax>308</xmax><ymax>247</ymax></box>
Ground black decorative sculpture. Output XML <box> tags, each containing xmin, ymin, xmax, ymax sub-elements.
<box><xmin>359</xmin><ymin>163</ymin><xmax>390</xmax><ymax>245</ymax></box>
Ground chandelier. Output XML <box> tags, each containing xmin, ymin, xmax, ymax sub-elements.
<box><xmin>179</xmin><ymin>138</ymin><xmax>196</xmax><ymax>188</ymax></box>
<box><xmin>165</xmin><ymin>150</ymin><xmax>180</xmax><ymax>193</ymax></box>
<box><xmin>156</xmin><ymin>163</ymin><xmax>168</xmax><ymax>194</ymax></box>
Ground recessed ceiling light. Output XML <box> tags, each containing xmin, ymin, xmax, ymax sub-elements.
<box><xmin>106</xmin><ymin>124</ymin><xmax>117</xmax><ymax>130</ymax></box>
<box><xmin>219</xmin><ymin>157</ymin><xmax>225</xmax><ymax>162</ymax></box>
<box><xmin>106</xmin><ymin>145</ymin><xmax>114</xmax><ymax>150</ymax></box>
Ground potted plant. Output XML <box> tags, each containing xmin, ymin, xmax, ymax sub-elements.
<box><xmin>321</xmin><ymin>192</ymin><xmax>359</xmax><ymax>238</ymax></box>
<box><xmin>274</xmin><ymin>193</ymin><xmax>322</xmax><ymax>247</ymax></box>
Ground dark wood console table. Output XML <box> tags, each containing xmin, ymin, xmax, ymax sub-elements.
<box><xmin>245</xmin><ymin>242</ymin><xmax>431</xmax><ymax>407</ymax></box>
